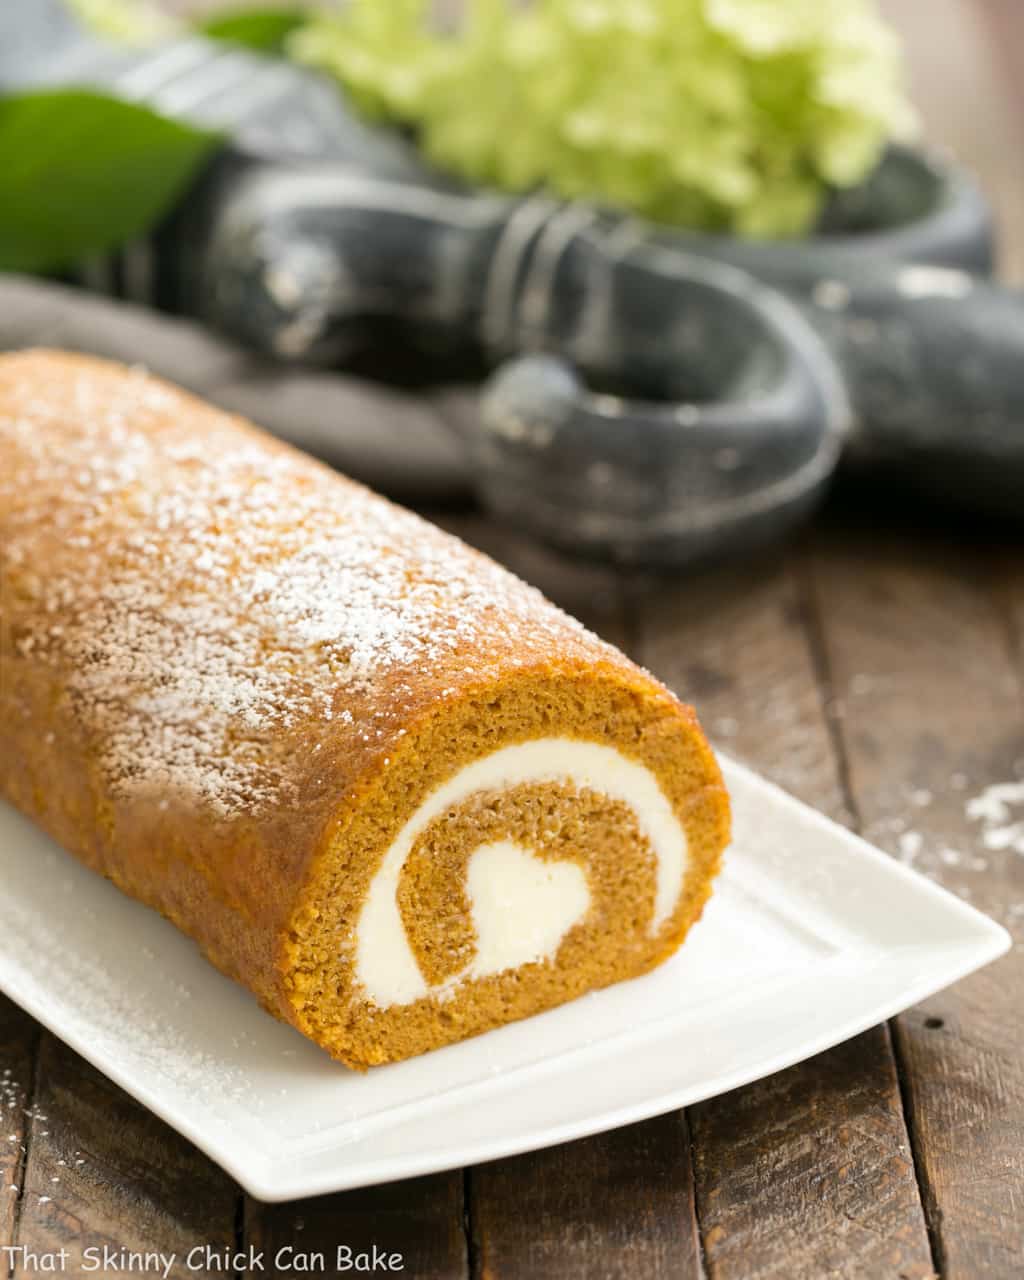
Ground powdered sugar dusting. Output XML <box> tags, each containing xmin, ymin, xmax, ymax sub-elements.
<box><xmin>1</xmin><ymin>354</ymin><xmax>597</xmax><ymax>816</ymax></box>
<box><xmin>967</xmin><ymin>782</ymin><xmax>1024</xmax><ymax>855</ymax></box>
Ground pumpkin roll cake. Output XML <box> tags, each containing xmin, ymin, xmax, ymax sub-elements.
<box><xmin>0</xmin><ymin>350</ymin><xmax>730</xmax><ymax>1068</ymax></box>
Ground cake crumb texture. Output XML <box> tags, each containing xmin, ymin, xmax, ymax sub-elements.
<box><xmin>0</xmin><ymin>350</ymin><xmax>730</xmax><ymax>1068</ymax></box>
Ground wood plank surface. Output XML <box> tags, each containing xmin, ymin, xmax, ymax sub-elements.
<box><xmin>691</xmin><ymin>1031</ymin><xmax>934</xmax><ymax>1280</ymax></box>
<box><xmin>245</xmin><ymin>1173</ymin><xmax>468</xmax><ymax>1280</ymax></box>
<box><xmin>448</xmin><ymin>525</ymin><xmax>935</xmax><ymax>1279</ymax></box>
<box><xmin>880</xmin><ymin>0</ymin><xmax>1024</xmax><ymax>284</ymax></box>
<box><xmin>810</xmin><ymin>519</ymin><xmax>1024</xmax><ymax>1279</ymax></box>
<box><xmin>0</xmin><ymin>998</ymin><xmax>39</xmax><ymax>1257</ymax></box>
<box><xmin>842</xmin><ymin>6</ymin><xmax>1024</xmax><ymax>1275</ymax></box>
<box><xmin>9</xmin><ymin>1035</ymin><xmax>237</xmax><ymax>1279</ymax></box>
<box><xmin>634</xmin><ymin>549</ymin><xmax>936</xmax><ymax>1280</ymax></box>
<box><xmin>470</xmin><ymin>1116</ymin><xmax>700</xmax><ymax>1280</ymax></box>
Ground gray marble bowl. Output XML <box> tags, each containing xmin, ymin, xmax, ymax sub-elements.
<box><xmin>478</xmin><ymin>144</ymin><xmax>1007</xmax><ymax>565</ymax></box>
<box><xmin>663</xmin><ymin>144</ymin><xmax>993</xmax><ymax>286</ymax></box>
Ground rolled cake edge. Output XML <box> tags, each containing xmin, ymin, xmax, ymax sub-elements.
<box><xmin>0</xmin><ymin>348</ymin><xmax>730</xmax><ymax>1072</ymax></box>
<box><xmin>277</xmin><ymin>659</ymin><xmax>730</xmax><ymax>1069</ymax></box>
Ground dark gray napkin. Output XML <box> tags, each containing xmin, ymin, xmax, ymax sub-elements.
<box><xmin>0</xmin><ymin>275</ymin><xmax>474</xmax><ymax>503</ymax></box>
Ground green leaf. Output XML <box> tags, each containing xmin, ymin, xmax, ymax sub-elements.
<box><xmin>200</xmin><ymin>8</ymin><xmax>309</xmax><ymax>53</ymax></box>
<box><xmin>0</xmin><ymin>90</ymin><xmax>221</xmax><ymax>274</ymax></box>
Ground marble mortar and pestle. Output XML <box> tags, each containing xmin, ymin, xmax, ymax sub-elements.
<box><xmin>9</xmin><ymin>7</ymin><xmax>1022</xmax><ymax>566</ymax></box>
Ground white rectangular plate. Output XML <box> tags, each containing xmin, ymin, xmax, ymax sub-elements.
<box><xmin>0</xmin><ymin>757</ymin><xmax>1009</xmax><ymax>1202</ymax></box>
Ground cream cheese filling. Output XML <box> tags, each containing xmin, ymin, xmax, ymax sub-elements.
<box><xmin>465</xmin><ymin>840</ymin><xmax>591</xmax><ymax>981</ymax></box>
<box><xmin>355</xmin><ymin>738</ymin><xmax>688</xmax><ymax>1008</ymax></box>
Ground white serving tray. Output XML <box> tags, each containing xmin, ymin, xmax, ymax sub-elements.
<box><xmin>0</xmin><ymin>757</ymin><xmax>1009</xmax><ymax>1201</ymax></box>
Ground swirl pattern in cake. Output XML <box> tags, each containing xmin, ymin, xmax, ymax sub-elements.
<box><xmin>0</xmin><ymin>351</ymin><xmax>730</xmax><ymax>1067</ymax></box>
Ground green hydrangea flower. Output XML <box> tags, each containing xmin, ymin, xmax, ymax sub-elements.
<box><xmin>67</xmin><ymin>0</ymin><xmax>178</xmax><ymax>43</ymax></box>
<box><xmin>290</xmin><ymin>0</ymin><xmax>915</xmax><ymax>237</ymax></box>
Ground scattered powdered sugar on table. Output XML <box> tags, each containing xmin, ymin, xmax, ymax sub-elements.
<box><xmin>967</xmin><ymin>782</ymin><xmax>1024</xmax><ymax>856</ymax></box>
<box><xmin>1</xmin><ymin>356</ymin><xmax>599</xmax><ymax>816</ymax></box>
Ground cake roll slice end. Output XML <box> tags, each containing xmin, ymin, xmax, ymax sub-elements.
<box><xmin>284</xmin><ymin>664</ymin><xmax>729</xmax><ymax>1068</ymax></box>
<box><xmin>0</xmin><ymin>349</ymin><xmax>730</xmax><ymax>1071</ymax></box>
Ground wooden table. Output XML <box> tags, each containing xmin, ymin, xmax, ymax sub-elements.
<box><xmin>2</xmin><ymin>2</ymin><xmax>1022</xmax><ymax>1276</ymax></box>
